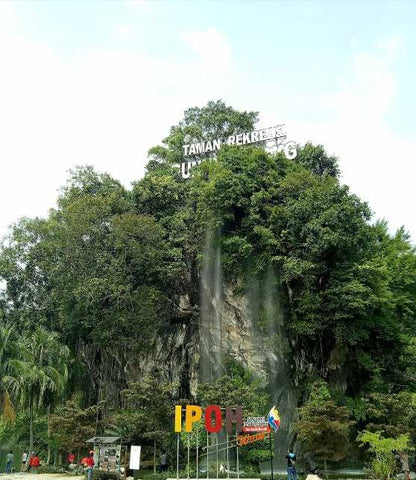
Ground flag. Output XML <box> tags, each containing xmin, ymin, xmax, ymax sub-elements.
<box><xmin>267</xmin><ymin>406</ymin><xmax>280</xmax><ymax>432</ymax></box>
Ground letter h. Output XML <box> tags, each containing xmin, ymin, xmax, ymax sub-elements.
<box><xmin>226</xmin><ymin>406</ymin><xmax>243</xmax><ymax>434</ymax></box>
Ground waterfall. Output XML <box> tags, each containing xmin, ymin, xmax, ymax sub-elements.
<box><xmin>200</xmin><ymin>228</ymin><xmax>224</xmax><ymax>383</ymax></box>
<box><xmin>199</xmin><ymin>229</ymin><xmax>296</xmax><ymax>472</ymax></box>
<box><xmin>253</xmin><ymin>268</ymin><xmax>298</xmax><ymax>472</ymax></box>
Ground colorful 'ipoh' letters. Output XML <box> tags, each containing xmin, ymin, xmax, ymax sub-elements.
<box><xmin>174</xmin><ymin>405</ymin><xmax>243</xmax><ymax>434</ymax></box>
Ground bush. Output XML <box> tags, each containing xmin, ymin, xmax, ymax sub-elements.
<box><xmin>92</xmin><ymin>471</ymin><xmax>121</xmax><ymax>480</ymax></box>
<box><xmin>358</xmin><ymin>431</ymin><xmax>413</xmax><ymax>480</ymax></box>
<box><xmin>37</xmin><ymin>465</ymin><xmax>66</xmax><ymax>474</ymax></box>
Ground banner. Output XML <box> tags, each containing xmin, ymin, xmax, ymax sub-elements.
<box><xmin>129</xmin><ymin>446</ymin><xmax>141</xmax><ymax>470</ymax></box>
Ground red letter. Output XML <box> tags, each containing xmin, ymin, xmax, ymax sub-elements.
<box><xmin>205</xmin><ymin>405</ymin><xmax>222</xmax><ymax>433</ymax></box>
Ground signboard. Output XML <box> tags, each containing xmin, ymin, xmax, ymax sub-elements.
<box><xmin>176</xmin><ymin>124</ymin><xmax>297</xmax><ymax>178</ymax></box>
<box><xmin>129</xmin><ymin>445</ymin><xmax>141</xmax><ymax>470</ymax></box>
<box><xmin>242</xmin><ymin>416</ymin><xmax>269</xmax><ymax>433</ymax></box>
<box><xmin>237</xmin><ymin>431</ymin><xmax>268</xmax><ymax>446</ymax></box>
<box><xmin>183</xmin><ymin>125</ymin><xmax>287</xmax><ymax>156</ymax></box>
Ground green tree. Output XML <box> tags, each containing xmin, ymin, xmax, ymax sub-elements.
<box><xmin>295</xmin><ymin>380</ymin><xmax>354</xmax><ymax>475</ymax></box>
<box><xmin>49</xmin><ymin>401</ymin><xmax>103</xmax><ymax>456</ymax></box>
<box><xmin>110</xmin><ymin>376</ymin><xmax>178</xmax><ymax>472</ymax></box>
<box><xmin>0</xmin><ymin>318</ymin><xmax>18</xmax><ymax>420</ymax></box>
<box><xmin>350</xmin><ymin>392</ymin><xmax>416</xmax><ymax>440</ymax></box>
<box><xmin>8</xmin><ymin>327</ymin><xmax>70</xmax><ymax>456</ymax></box>
<box><xmin>147</xmin><ymin>100</ymin><xmax>258</xmax><ymax>169</ymax></box>
<box><xmin>358</xmin><ymin>431</ymin><xmax>412</xmax><ymax>480</ymax></box>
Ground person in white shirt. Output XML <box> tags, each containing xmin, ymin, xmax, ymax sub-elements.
<box><xmin>21</xmin><ymin>452</ymin><xmax>28</xmax><ymax>472</ymax></box>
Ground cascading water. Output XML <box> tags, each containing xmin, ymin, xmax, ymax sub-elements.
<box><xmin>199</xmin><ymin>227</ymin><xmax>297</xmax><ymax>473</ymax></box>
<box><xmin>199</xmin><ymin>228</ymin><xmax>226</xmax><ymax>474</ymax></box>
<box><xmin>250</xmin><ymin>268</ymin><xmax>297</xmax><ymax>473</ymax></box>
<box><xmin>200</xmin><ymin>228</ymin><xmax>224</xmax><ymax>383</ymax></box>
<box><xmin>263</xmin><ymin>268</ymin><xmax>297</xmax><ymax>471</ymax></box>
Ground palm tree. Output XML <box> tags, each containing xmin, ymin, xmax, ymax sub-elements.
<box><xmin>0</xmin><ymin>320</ymin><xmax>15</xmax><ymax>420</ymax></box>
<box><xmin>0</xmin><ymin>311</ymin><xmax>27</xmax><ymax>421</ymax></box>
<box><xmin>8</xmin><ymin>327</ymin><xmax>70</xmax><ymax>455</ymax></box>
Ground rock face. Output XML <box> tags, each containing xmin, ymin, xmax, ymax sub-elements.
<box><xmin>79</xmin><ymin>278</ymin><xmax>295</xmax><ymax>399</ymax></box>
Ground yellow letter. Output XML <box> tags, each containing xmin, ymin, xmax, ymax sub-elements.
<box><xmin>174</xmin><ymin>405</ymin><xmax>182</xmax><ymax>432</ymax></box>
<box><xmin>185</xmin><ymin>405</ymin><xmax>202</xmax><ymax>432</ymax></box>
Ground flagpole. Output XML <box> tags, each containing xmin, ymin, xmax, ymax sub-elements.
<box><xmin>267</xmin><ymin>406</ymin><xmax>280</xmax><ymax>480</ymax></box>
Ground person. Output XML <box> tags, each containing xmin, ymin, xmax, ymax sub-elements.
<box><xmin>67</xmin><ymin>452</ymin><xmax>76</xmax><ymax>465</ymax></box>
<box><xmin>400</xmin><ymin>452</ymin><xmax>410</xmax><ymax>480</ymax></box>
<box><xmin>85</xmin><ymin>452</ymin><xmax>95</xmax><ymax>480</ymax></box>
<box><xmin>159</xmin><ymin>450</ymin><xmax>167</xmax><ymax>472</ymax></box>
<box><xmin>286</xmin><ymin>449</ymin><xmax>298</xmax><ymax>480</ymax></box>
<box><xmin>5</xmin><ymin>450</ymin><xmax>13</xmax><ymax>474</ymax></box>
<box><xmin>80</xmin><ymin>455</ymin><xmax>88</xmax><ymax>473</ymax></box>
<box><xmin>29</xmin><ymin>453</ymin><xmax>40</xmax><ymax>471</ymax></box>
<box><xmin>21</xmin><ymin>451</ymin><xmax>28</xmax><ymax>472</ymax></box>
<box><xmin>26</xmin><ymin>452</ymin><xmax>34</xmax><ymax>472</ymax></box>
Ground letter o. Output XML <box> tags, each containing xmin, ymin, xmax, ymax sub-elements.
<box><xmin>205</xmin><ymin>405</ymin><xmax>222</xmax><ymax>433</ymax></box>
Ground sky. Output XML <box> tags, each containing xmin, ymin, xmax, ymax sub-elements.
<box><xmin>0</xmin><ymin>0</ymin><xmax>415</xmax><ymax>242</ymax></box>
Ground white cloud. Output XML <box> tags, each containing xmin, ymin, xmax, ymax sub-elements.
<box><xmin>0</xmin><ymin>1</ymin><xmax>17</xmax><ymax>32</ymax></box>
<box><xmin>182</xmin><ymin>27</ymin><xmax>232</xmax><ymax>76</ymax></box>
<box><xmin>285</xmin><ymin>37</ymin><xmax>416</xmax><ymax>241</ymax></box>
<box><xmin>114</xmin><ymin>24</ymin><xmax>133</xmax><ymax>36</ymax></box>
<box><xmin>0</xmin><ymin>23</ymin><xmax>234</xmax><ymax>237</ymax></box>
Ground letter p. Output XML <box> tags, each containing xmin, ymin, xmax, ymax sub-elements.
<box><xmin>185</xmin><ymin>405</ymin><xmax>202</xmax><ymax>432</ymax></box>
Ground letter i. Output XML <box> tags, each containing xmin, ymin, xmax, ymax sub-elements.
<box><xmin>174</xmin><ymin>405</ymin><xmax>182</xmax><ymax>432</ymax></box>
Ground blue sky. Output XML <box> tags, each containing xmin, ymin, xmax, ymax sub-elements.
<box><xmin>1</xmin><ymin>0</ymin><xmax>415</xmax><ymax>240</ymax></box>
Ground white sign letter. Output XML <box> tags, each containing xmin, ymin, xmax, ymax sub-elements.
<box><xmin>213</xmin><ymin>139</ymin><xmax>221</xmax><ymax>151</ymax></box>
<box><xmin>195</xmin><ymin>142</ymin><xmax>205</xmax><ymax>154</ymax></box>
<box><xmin>242</xmin><ymin>133</ymin><xmax>251</xmax><ymax>144</ymax></box>
<box><xmin>284</xmin><ymin>141</ymin><xmax>297</xmax><ymax>160</ymax></box>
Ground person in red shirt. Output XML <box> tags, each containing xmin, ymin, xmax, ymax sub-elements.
<box><xmin>67</xmin><ymin>452</ymin><xmax>76</xmax><ymax>464</ymax></box>
<box><xmin>85</xmin><ymin>453</ymin><xmax>95</xmax><ymax>480</ymax></box>
<box><xmin>29</xmin><ymin>454</ymin><xmax>40</xmax><ymax>471</ymax></box>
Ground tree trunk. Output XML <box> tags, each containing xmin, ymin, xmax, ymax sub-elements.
<box><xmin>47</xmin><ymin>405</ymin><xmax>51</xmax><ymax>464</ymax></box>
<box><xmin>153</xmin><ymin>438</ymin><xmax>157</xmax><ymax>474</ymax></box>
<box><xmin>29</xmin><ymin>394</ymin><xmax>34</xmax><ymax>456</ymax></box>
<box><xmin>324</xmin><ymin>459</ymin><xmax>328</xmax><ymax>480</ymax></box>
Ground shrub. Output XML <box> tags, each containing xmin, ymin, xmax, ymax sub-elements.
<box><xmin>358</xmin><ymin>430</ymin><xmax>413</xmax><ymax>480</ymax></box>
<box><xmin>92</xmin><ymin>470</ymin><xmax>121</xmax><ymax>480</ymax></box>
<box><xmin>37</xmin><ymin>465</ymin><xmax>66</xmax><ymax>474</ymax></box>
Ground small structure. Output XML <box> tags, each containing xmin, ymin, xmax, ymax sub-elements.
<box><xmin>86</xmin><ymin>436</ymin><xmax>122</xmax><ymax>472</ymax></box>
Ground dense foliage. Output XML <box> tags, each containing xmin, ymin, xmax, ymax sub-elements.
<box><xmin>295</xmin><ymin>380</ymin><xmax>354</xmax><ymax>471</ymax></box>
<box><xmin>0</xmin><ymin>100</ymin><xmax>415</xmax><ymax>467</ymax></box>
